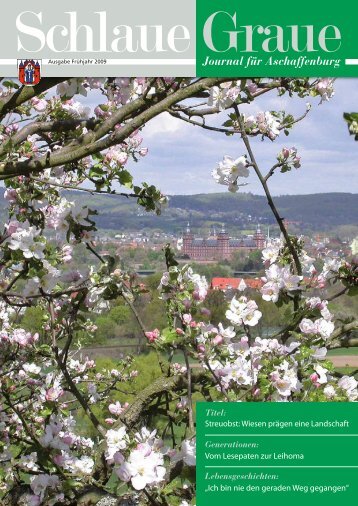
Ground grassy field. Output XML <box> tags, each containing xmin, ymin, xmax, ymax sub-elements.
<box><xmin>327</xmin><ymin>347</ymin><xmax>358</xmax><ymax>356</ymax></box>
<box><xmin>335</xmin><ymin>367</ymin><xmax>357</xmax><ymax>375</ymax></box>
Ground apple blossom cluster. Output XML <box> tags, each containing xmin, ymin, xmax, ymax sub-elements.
<box><xmin>170</xmin><ymin>438</ymin><xmax>196</xmax><ymax>467</ymax></box>
<box><xmin>209</xmin><ymin>81</ymin><xmax>242</xmax><ymax>110</ymax></box>
<box><xmin>243</xmin><ymin>111</ymin><xmax>281</xmax><ymax>140</ymax></box>
<box><xmin>159</xmin><ymin>265</ymin><xmax>208</xmax><ymax>305</ymax></box>
<box><xmin>145</xmin><ymin>249</ymin><xmax>356</xmax><ymax>404</ymax></box>
<box><xmin>57</xmin><ymin>77</ymin><xmax>187</xmax><ymax>113</ymax></box>
<box><xmin>299</xmin><ymin>316</ymin><xmax>334</xmax><ymax>341</ymax></box>
<box><xmin>320</xmin><ymin>255</ymin><xmax>350</xmax><ymax>281</ymax></box>
<box><xmin>313</xmin><ymin>78</ymin><xmax>335</xmax><ymax>103</ymax></box>
<box><xmin>2</xmin><ymin>167</ymin><xmax>163</xmax><ymax>323</ymax></box>
<box><xmin>201</xmin><ymin>324</ymin><xmax>357</xmax><ymax>402</ymax></box>
<box><xmin>348</xmin><ymin>119</ymin><xmax>358</xmax><ymax>135</ymax></box>
<box><xmin>0</xmin><ymin>326</ymin><xmax>38</xmax><ymax>348</ymax></box>
<box><xmin>276</xmin><ymin>146</ymin><xmax>301</xmax><ymax>172</ymax></box>
<box><xmin>0</xmin><ymin>80</ymin><xmax>174</xmax><ymax>219</ymax></box>
<box><xmin>259</xmin><ymin>237</ymin><xmax>323</xmax><ymax>303</ymax></box>
<box><xmin>61</xmin><ymin>99</ymin><xmax>91</xmax><ymax>119</ymax></box>
<box><xmin>261</xmin><ymin>238</ymin><xmax>283</xmax><ymax>266</ymax></box>
<box><xmin>0</xmin><ymin>363</ymin><xmax>97</xmax><ymax>498</ymax></box>
<box><xmin>105</xmin><ymin>426</ymin><xmax>168</xmax><ymax>491</ymax></box>
<box><xmin>2</xmin><ymin>193</ymin><xmax>94</xmax><ymax>301</ymax></box>
<box><xmin>261</xmin><ymin>263</ymin><xmax>302</xmax><ymax>303</ymax></box>
<box><xmin>212</xmin><ymin>155</ymin><xmax>249</xmax><ymax>192</ymax></box>
<box><xmin>157</xmin><ymin>264</ymin><xmax>207</xmax><ymax>324</ymax></box>
<box><xmin>57</xmin><ymin>77</ymin><xmax>145</xmax><ymax>103</ymax></box>
<box><xmin>206</xmin><ymin>78</ymin><xmax>334</xmax><ymax>115</ymax></box>
<box><xmin>205</xmin><ymin>335</ymin><xmax>300</xmax><ymax>398</ymax></box>
<box><xmin>0</xmin><ymin>338</ymin><xmax>138</xmax><ymax>501</ymax></box>
<box><xmin>142</xmin><ymin>264</ymin><xmax>211</xmax><ymax>351</ymax></box>
<box><xmin>226</xmin><ymin>296</ymin><xmax>262</xmax><ymax>327</ymax></box>
<box><xmin>262</xmin><ymin>237</ymin><xmax>315</xmax><ymax>275</ymax></box>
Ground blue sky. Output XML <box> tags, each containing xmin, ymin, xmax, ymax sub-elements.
<box><xmin>125</xmin><ymin>78</ymin><xmax>358</xmax><ymax>196</ymax></box>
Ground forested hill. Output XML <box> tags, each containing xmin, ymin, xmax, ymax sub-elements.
<box><xmin>0</xmin><ymin>190</ymin><xmax>357</xmax><ymax>234</ymax></box>
<box><xmin>69</xmin><ymin>192</ymin><xmax>358</xmax><ymax>233</ymax></box>
<box><xmin>169</xmin><ymin>193</ymin><xmax>358</xmax><ymax>222</ymax></box>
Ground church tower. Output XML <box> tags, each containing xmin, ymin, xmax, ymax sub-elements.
<box><xmin>183</xmin><ymin>223</ymin><xmax>194</xmax><ymax>256</ymax></box>
<box><xmin>254</xmin><ymin>225</ymin><xmax>265</xmax><ymax>249</ymax></box>
<box><xmin>217</xmin><ymin>224</ymin><xmax>230</xmax><ymax>259</ymax></box>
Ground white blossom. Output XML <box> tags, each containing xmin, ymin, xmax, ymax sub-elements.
<box><xmin>212</xmin><ymin>155</ymin><xmax>249</xmax><ymax>192</ymax></box>
<box><xmin>226</xmin><ymin>296</ymin><xmax>262</xmax><ymax>327</ymax></box>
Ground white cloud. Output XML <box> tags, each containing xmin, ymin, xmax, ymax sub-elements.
<box><xmin>143</xmin><ymin>112</ymin><xmax>185</xmax><ymax>138</ymax></box>
<box><xmin>127</xmin><ymin>78</ymin><xmax>358</xmax><ymax>195</ymax></box>
<box><xmin>70</xmin><ymin>77</ymin><xmax>358</xmax><ymax>198</ymax></box>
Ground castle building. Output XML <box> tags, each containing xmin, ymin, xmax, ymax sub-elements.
<box><xmin>182</xmin><ymin>224</ymin><xmax>266</xmax><ymax>261</ymax></box>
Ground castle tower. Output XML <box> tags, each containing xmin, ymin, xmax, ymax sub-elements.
<box><xmin>183</xmin><ymin>222</ymin><xmax>194</xmax><ymax>256</ymax></box>
<box><xmin>217</xmin><ymin>223</ymin><xmax>230</xmax><ymax>259</ymax></box>
<box><xmin>254</xmin><ymin>224</ymin><xmax>265</xmax><ymax>249</ymax></box>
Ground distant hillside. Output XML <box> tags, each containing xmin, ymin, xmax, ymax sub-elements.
<box><xmin>0</xmin><ymin>190</ymin><xmax>357</xmax><ymax>234</ymax></box>
<box><xmin>80</xmin><ymin>192</ymin><xmax>358</xmax><ymax>234</ymax></box>
<box><xmin>169</xmin><ymin>192</ymin><xmax>358</xmax><ymax>226</ymax></box>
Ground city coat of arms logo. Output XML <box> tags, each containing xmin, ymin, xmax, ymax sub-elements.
<box><xmin>17</xmin><ymin>59</ymin><xmax>42</xmax><ymax>86</ymax></box>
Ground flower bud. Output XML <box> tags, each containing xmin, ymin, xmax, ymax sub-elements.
<box><xmin>212</xmin><ymin>335</ymin><xmax>223</xmax><ymax>346</ymax></box>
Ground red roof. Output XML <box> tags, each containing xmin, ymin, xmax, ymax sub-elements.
<box><xmin>211</xmin><ymin>277</ymin><xmax>263</xmax><ymax>291</ymax></box>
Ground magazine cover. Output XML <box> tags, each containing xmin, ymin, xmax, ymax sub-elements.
<box><xmin>0</xmin><ymin>1</ymin><xmax>357</xmax><ymax>505</ymax></box>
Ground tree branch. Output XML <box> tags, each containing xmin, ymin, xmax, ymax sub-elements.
<box><xmin>0</xmin><ymin>118</ymin><xmax>100</xmax><ymax>156</ymax></box>
<box><xmin>120</xmin><ymin>370</ymin><xmax>208</xmax><ymax>429</ymax></box>
<box><xmin>234</xmin><ymin>104</ymin><xmax>302</xmax><ymax>277</ymax></box>
<box><xmin>0</xmin><ymin>78</ymin><xmax>67</xmax><ymax>119</ymax></box>
<box><xmin>0</xmin><ymin>78</ymin><xmax>229</xmax><ymax>178</ymax></box>
<box><xmin>328</xmin><ymin>321</ymin><xmax>358</xmax><ymax>346</ymax></box>
<box><xmin>183</xmin><ymin>348</ymin><xmax>194</xmax><ymax>434</ymax></box>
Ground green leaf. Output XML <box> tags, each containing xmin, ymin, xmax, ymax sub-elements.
<box><xmin>347</xmin><ymin>285</ymin><xmax>358</xmax><ymax>297</ymax></box>
<box><xmin>343</xmin><ymin>112</ymin><xmax>358</xmax><ymax>122</ymax></box>
<box><xmin>105</xmin><ymin>470</ymin><xmax>121</xmax><ymax>494</ymax></box>
<box><xmin>3</xmin><ymin>80</ymin><xmax>20</xmax><ymax>89</ymax></box>
<box><xmin>164</xmin><ymin>244</ymin><xmax>179</xmax><ymax>268</ymax></box>
<box><xmin>161</xmin><ymin>327</ymin><xmax>179</xmax><ymax>344</ymax></box>
<box><xmin>63</xmin><ymin>479</ymin><xmax>80</xmax><ymax>492</ymax></box>
<box><xmin>37</xmin><ymin>344</ymin><xmax>52</xmax><ymax>355</ymax></box>
<box><xmin>89</xmin><ymin>166</ymin><xmax>105</xmax><ymax>177</ymax></box>
<box><xmin>91</xmin><ymin>153</ymin><xmax>103</xmax><ymax>161</ymax></box>
<box><xmin>222</xmin><ymin>119</ymin><xmax>233</xmax><ymax>127</ymax></box>
<box><xmin>162</xmin><ymin>476</ymin><xmax>182</xmax><ymax>496</ymax></box>
<box><xmin>118</xmin><ymin>170</ymin><xmax>133</xmax><ymax>188</ymax></box>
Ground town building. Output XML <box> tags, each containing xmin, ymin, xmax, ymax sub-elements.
<box><xmin>211</xmin><ymin>277</ymin><xmax>263</xmax><ymax>291</ymax></box>
<box><xmin>182</xmin><ymin>224</ymin><xmax>266</xmax><ymax>261</ymax></box>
